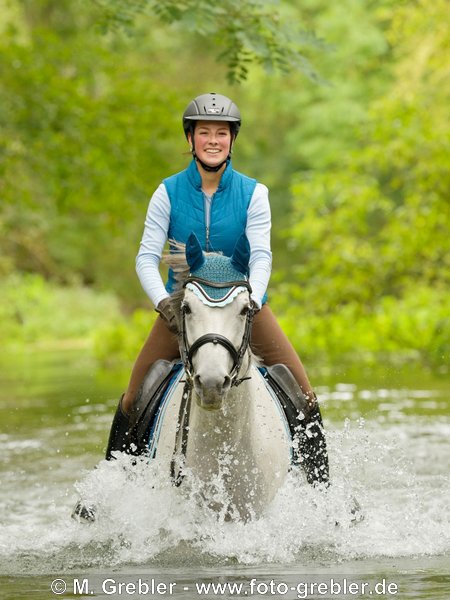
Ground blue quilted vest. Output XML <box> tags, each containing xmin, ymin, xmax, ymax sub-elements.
<box><xmin>163</xmin><ymin>160</ymin><xmax>257</xmax><ymax>293</ymax></box>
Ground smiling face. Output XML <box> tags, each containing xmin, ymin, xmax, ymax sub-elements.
<box><xmin>189</xmin><ymin>120</ymin><xmax>232</xmax><ymax>170</ymax></box>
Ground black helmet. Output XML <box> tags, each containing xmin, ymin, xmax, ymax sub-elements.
<box><xmin>182</xmin><ymin>92</ymin><xmax>241</xmax><ymax>139</ymax></box>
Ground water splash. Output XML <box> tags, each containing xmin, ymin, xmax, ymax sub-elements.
<box><xmin>0</xmin><ymin>418</ymin><xmax>448</xmax><ymax>575</ymax></box>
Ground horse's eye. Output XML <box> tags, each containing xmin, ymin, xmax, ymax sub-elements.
<box><xmin>240</xmin><ymin>305</ymin><xmax>250</xmax><ymax>316</ymax></box>
<box><xmin>182</xmin><ymin>302</ymin><xmax>192</xmax><ymax>315</ymax></box>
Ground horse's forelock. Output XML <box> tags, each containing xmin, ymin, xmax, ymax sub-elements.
<box><xmin>165</xmin><ymin>244</ymin><xmax>259</xmax><ymax>367</ymax></box>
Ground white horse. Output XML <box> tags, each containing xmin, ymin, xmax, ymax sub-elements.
<box><xmin>72</xmin><ymin>233</ymin><xmax>332</xmax><ymax>524</ymax></box>
<box><xmin>147</xmin><ymin>233</ymin><xmax>294</xmax><ymax>520</ymax></box>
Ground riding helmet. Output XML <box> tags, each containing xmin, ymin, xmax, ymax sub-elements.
<box><xmin>182</xmin><ymin>93</ymin><xmax>241</xmax><ymax>139</ymax></box>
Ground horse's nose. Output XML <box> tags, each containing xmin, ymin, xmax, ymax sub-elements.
<box><xmin>194</xmin><ymin>373</ymin><xmax>231</xmax><ymax>394</ymax></box>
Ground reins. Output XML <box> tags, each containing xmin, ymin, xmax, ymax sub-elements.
<box><xmin>170</xmin><ymin>275</ymin><xmax>255</xmax><ymax>487</ymax></box>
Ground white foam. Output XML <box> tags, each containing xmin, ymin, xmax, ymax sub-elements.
<box><xmin>0</xmin><ymin>419</ymin><xmax>448</xmax><ymax>574</ymax></box>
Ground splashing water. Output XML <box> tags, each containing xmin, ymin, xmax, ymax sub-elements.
<box><xmin>1</xmin><ymin>416</ymin><xmax>448</xmax><ymax>576</ymax></box>
<box><xmin>0</xmin><ymin>351</ymin><xmax>449</xmax><ymax>600</ymax></box>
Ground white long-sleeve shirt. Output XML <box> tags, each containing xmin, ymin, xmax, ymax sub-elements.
<box><xmin>136</xmin><ymin>182</ymin><xmax>272</xmax><ymax>308</ymax></box>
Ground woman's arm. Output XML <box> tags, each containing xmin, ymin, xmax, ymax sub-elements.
<box><xmin>135</xmin><ymin>184</ymin><xmax>171</xmax><ymax>307</ymax></box>
<box><xmin>246</xmin><ymin>183</ymin><xmax>272</xmax><ymax>308</ymax></box>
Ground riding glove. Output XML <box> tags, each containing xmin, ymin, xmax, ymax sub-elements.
<box><xmin>156</xmin><ymin>298</ymin><xmax>178</xmax><ymax>334</ymax></box>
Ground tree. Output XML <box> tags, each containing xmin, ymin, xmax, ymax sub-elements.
<box><xmin>0</xmin><ymin>0</ymin><xmax>322</xmax><ymax>297</ymax></box>
<box><xmin>92</xmin><ymin>0</ymin><xmax>323</xmax><ymax>83</ymax></box>
<box><xmin>275</xmin><ymin>0</ymin><xmax>450</xmax><ymax>366</ymax></box>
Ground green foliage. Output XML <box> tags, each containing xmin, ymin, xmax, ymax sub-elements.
<box><xmin>276</xmin><ymin>0</ymin><xmax>450</xmax><ymax>368</ymax></box>
<box><xmin>1</xmin><ymin>0</ymin><xmax>448</xmax><ymax>371</ymax></box>
<box><xmin>0</xmin><ymin>273</ymin><xmax>121</xmax><ymax>348</ymax></box>
<box><xmin>92</xmin><ymin>0</ymin><xmax>322</xmax><ymax>83</ymax></box>
<box><xmin>0</xmin><ymin>0</ymin><xmax>184</xmax><ymax>299</ymax></box>
<box><xmin>93</xmin><ymin>307</ymin><xmax>156</xmax><ymax>368</ymax></box>
<box><xmin>233</xmin><ymin>0</ymin><xmax>392</xmax><ymax>237</ymax></box>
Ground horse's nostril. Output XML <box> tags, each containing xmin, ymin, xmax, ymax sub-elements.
<box><xmin>194</xmin><ymin>372</ymin><xmax>230</xmax><ymax>393</ymax></box>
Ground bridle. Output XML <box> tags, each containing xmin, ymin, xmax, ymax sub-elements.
<box><xmin>171</xmin><ymin>274</ymin><xmax>255</xmax><ymax>487</ymax></box>
<box><xmin>179</xmin><ymin>276</ymin><xmax>255</xmax><ymax>388</ymax></box>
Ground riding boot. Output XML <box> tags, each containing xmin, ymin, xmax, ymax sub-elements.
<box><xmin>105</xmin><ymin>396</ymin><xmax>134</xmax><ymax>460</ymax></box>
<box><xmin>72</xmin><ymin>396</ymin><xmax>132</xmax><ymax>523</ymax></box>
<box><xmin>297</xmin><ymin>399</ymin><xmax>330</xmax><ymax>486</ymax></box>
<box><xmin>264</xmin><ymin>364</ymin><xmax>330</xmax><ymax>486</ymax></box>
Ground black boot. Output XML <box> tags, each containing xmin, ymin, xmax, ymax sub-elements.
<box><xmin>105</xmin><ymin>397</ymin><xmax>133</xmax><ymax>460</ymax></box>
<box><xmin>72</xmin><ymin>397</ymin><xmax>132</xmax><ymax>523</ymax></box>
<box><xmin>264</xmin><ymin>364</ymin><xmax>330</xmax><ymax>486</ymax></box>
<box><xmin>297</xmin><ymin>400</ymin><xmax>330</xmax><ymax>486</ymax></box>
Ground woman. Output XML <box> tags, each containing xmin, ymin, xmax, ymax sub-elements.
<box><xmin>111</xmin><ymin>92</ymin><xmax>317</xmax><ymax>451</ymax></box>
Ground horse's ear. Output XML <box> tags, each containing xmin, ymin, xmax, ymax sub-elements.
<box><xmin>186</xmin><ymin>232</ymin><xmax>205</xmax><ymax>272</ymax></box>
<box><xmin>230</xmin><ymin>234</ymin><xmax>251</xmax><ymax>275</ymax></box>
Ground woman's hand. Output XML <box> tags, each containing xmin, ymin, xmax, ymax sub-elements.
<box><xmin>155</xmin><ymin>298</ymin><xmax>178</xmax><ymax>334</ymax></box>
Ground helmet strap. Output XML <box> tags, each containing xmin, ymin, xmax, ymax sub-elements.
<box><xmin>194</xmin><ymin>153</ymin><xmax>229</xmax><ymax>172</ymax></box>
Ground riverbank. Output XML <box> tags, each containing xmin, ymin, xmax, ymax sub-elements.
<box><xmin>1</xmin><ymin>273</ymin><xmax>448</xmax><ymax>375</ymax></box>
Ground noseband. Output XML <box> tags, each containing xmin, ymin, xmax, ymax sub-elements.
<box><xmin>179</xmin><ymin>276</ymin><xmax>255</xmax><ymax>387</ymax></box>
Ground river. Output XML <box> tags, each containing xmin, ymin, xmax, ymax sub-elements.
<box><xmin>0</xmin><ymin>349</ymin><xmax>449</xmax><ymax>599</ymax></box>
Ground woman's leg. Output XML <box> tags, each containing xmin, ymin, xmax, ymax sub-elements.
<box><xmin>122</xmin><ymin>316</ymin><xmax>180</xmax><ymax>413</ymax></box>
<box><xmin>250</xmin><ymin>304</ymin><xmax>315</xmax><ymax>402</ymax></box>
<box><xmin>73</xmin><ymin>317</ymin><xmax>180</xmax><ymax>520</ymax></box>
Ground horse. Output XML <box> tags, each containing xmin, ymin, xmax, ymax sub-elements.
<box><xmin>72</xmin><ymin>232</ymin><xmax>329</xmax><ymax>523</ymax></box>
<box><xmin>125</xmin><ymin>232</ymin><xmax>328</xmax><ymax>521</ymax></box>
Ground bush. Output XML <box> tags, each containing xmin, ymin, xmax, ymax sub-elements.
<box><xmin>0</xmin><ymin>273</ymin><xmax>121</xmax><ymax>349</ymax></box>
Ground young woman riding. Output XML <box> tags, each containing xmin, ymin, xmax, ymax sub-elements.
<box><xmin>110</xmin><ymin>92</ymin><xmax>321</xmax><ymax>461</ymax></box>
<box><xmin>72</xmin><ymin>93</ymin><xmax>329</xmax><ymax>522</ymax></box>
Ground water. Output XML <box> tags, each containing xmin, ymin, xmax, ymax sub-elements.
<box><xmin>0</xmin><ymin>349</ymin><xmax>449</xmax><ymax>599</ymax></box>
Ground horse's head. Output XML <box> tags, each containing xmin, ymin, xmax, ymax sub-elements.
<box><xmin>179</xmin><ymin>233</ymin><xmax>255</xmax><ymax>410</ymax></box>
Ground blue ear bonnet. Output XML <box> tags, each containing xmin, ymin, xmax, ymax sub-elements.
<box><xmin>192</xmin><ymin>255</ymin><xmax>247</xmax><ymax>293</ymax></box>
<box><xmin>188</xmin><ymin>255</ymin><xmax>248</xmax><ymax>306</ymax></box>
<box><xmin>185</xmin><ymin>232</ymin><xmax>250</xmax><ymax>306</ymax></box>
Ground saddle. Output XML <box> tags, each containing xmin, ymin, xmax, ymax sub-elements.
<box><xmin>127</xmin><ymin>360</ymin><xmax>329</xmax><ymax>486</ymax></box>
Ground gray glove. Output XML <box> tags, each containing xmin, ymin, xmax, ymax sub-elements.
<box><xmin>155</xmin><ymin>298</ymin><xmax>178</xmax><ymax>334</ymax></box>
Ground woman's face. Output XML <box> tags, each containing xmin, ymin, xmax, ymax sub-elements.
<box><xmin>189</xmin><ymin>121</ymin><xmax>232</xmax><ymax>169</ymax></box>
